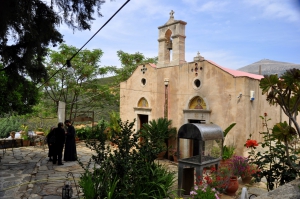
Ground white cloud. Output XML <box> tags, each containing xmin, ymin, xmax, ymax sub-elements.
<box><xmin>244</xmin><ymin>0</ymin><xmax>300</xmax><ymax>22</ymax></box>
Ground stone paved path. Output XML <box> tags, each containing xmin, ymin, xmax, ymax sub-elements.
<box><xmin>0</xmin><ymin>142</ymin><xmax>268</xmax><ymax>199</ymax></box>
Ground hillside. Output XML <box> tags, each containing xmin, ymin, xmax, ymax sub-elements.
<box><xmin>237</xmin><ymin>59</ymin><xmax>300</xmax><ymax>76</ymax></box>
<box><xmin>78</xmin><ymin>76</ymin><xmax>119</xmax><ymax>122</ymax></box>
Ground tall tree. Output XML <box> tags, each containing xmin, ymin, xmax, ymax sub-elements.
<box><xmin>0</xmin><ymin>0</ymin><xmax>107</xmax><ymax>114</ymax></box>
<box><xmin>43</xmin><ymin>44</ymin><xmax>115</xmax><ymax>121</ymax></box>
<box><xmin>113</xmin><ymin>50</ymin><xmax>158</xmax><ymax>83</ymax></box>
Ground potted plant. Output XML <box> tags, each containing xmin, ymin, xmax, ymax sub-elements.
<box><xmin>222</xmin><ymin>145</ymin><xmax>235</xmax><ymax>161</ymax></box>
<box><xmin>21</xmin><ymin>134</ymin><xmax>30</xmax><ymax>146</ymax></box>
<box><xmin>232</xmin><ymin>155</ymin><xmax>259</xmax><ymax>184</ymax></box>
<box><xmin>20</xmin><ymin>124</ymin><xmax>30</xmax><ymax>146</ymax></box>
<box><xmin>221</xmin><ymin>123</ymin><xmax>236</xmax><ymax>165</ymax></box>
<box><xmin>170</xmin><ymin>147</ymin><xmax>181</xmax><ymax>162</ymax></box>
<box><xmin>241</xmin><ymin>164</ymin><xmax>258</xmax><ymax>184</ymax></box>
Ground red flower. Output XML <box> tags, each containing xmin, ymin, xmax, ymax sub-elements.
<box><xmin>264</xmin><ymin>113</ymin><xmax>267</xmax><ymax>116</ymax></box>
<box><xmin>210</xmin><ymin>167</ymin><xmax>216</xmax><ymax>172</ymax></box>
<box><xmin>245</xmin><ymin>139</ymin><xmax>258</xmax><ymax>148</ymax></box>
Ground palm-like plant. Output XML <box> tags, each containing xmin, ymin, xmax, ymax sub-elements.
<box><xmin>140</xmin><ymin>117</ymin><xmax>176</xmax><ymax>155</ymax></box>
<box><xmin>222</xmin><ymin>123</ymin><xmax>236</xmax><ymax>160</ymax></box>
<box><xmin>105</xmin><ymin>111</ymin><xmax>121</xmax><ymax>140</ymax></box>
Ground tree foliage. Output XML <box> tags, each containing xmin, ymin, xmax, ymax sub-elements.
<box><xmin>0</xmin><ymin>64</ymin><xmax>40</xmax><ymax>115</ymax></box>
<box><xmin>113</xmin><ymin>50</ymin><xmax>158</xmax><ymax>83</ymax></box>
<box><xmin>106</xmin><ymin>50</ymin><xmax>157</xmax><ymax>104</ymax></box>
<box><xmin>260</xmin><ymin>69</ymin><xmax>300</xmax><ymax>136</ymax></box>
<box><xmin>0</xmin><ymin>0</ymin><xmax>107</xmax><ymax>114</ymax></box>
<box><xmin>0</xmin><ymin>0</ymin><xmax>106</xmax><ymax>81</ymax></box>
<box><xmin>43</xmin><ymin>44</ymin><xmax>116</xmax><ymax>121</ymax></box>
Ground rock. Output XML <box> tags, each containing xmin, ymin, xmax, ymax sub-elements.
<box><xmin>255</xmin><ymin>179</ymin><xmax>300</xmax><ymax>199</ymax></box>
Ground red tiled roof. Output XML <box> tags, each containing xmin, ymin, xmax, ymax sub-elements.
<box><xmin>207</xmin><ymin>60</ymin><xmax>264</xmax><ymax>80</ymax></box>
<box><xmin>149</xmin><ymin>63</ymin><xmax>156</xmax><ymax>68</ymax></box>
<box><xmin>149</xmin><ymin>61</ymin><xmax>264</xmax><ymax>80</ymax></box>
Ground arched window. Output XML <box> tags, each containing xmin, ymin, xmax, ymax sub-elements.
<box><xmin>189</xmin><ymin>96</ymin><xmax>206</xmax><ymax>109</ymax></box>
<box><xmin>137</xmin><ymin>97</ymin><xmax>149</xmax><ymax>108</ymax></box>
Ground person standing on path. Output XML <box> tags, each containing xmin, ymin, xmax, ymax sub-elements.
<box><xmin>53</xmin><ymin>122</ymin><xmax>66</xmax><ymax>165</ymax></box>
<box><xmin>46</xmin><ymin>126</ymin><xmax>56</xmax><ymax>162</ymax></box>
<box><xmin>64</xmin><ymin>119</ymin><xmax>77</xmax><ymax>161</ymax></box>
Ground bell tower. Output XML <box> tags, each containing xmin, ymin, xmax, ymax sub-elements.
<box><xmin>157</xmin><ymin>10</ymin><xmax>187</xmax><ymax>68</ymax></box>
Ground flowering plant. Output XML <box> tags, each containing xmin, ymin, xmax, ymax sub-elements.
<box><xmin>190</xmin><ymin>184</ymin><xmax>220</xmax><ymax>199</ymax></box>
<box><xmin>241</xmin><ymin>164</ymin><xmax>259</xmax><ymax>178</ymax></box>
<box><xmin>196</xmin><ymin>166</ymin><xmax>231</xmax><ymax>194</ymax></box>
<box><xmin>232</xmin><ymin>155</ymin><xmax>249</xmax><ymax>177</ymax></box>
<box><xmin>232</xmin><ymin>155</ymin><xmax>259</xmax><ymax>178</ymax></box>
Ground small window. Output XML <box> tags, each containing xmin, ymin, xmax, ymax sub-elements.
<box><xmin>194</xmin><ymin>79</ymin><xmax>201</xmax><ymax>88</ymax></box>
<box><xmin>141</xmin><ymin>78</ymin><xmax>146</xmax><ymax>86</ymax></box>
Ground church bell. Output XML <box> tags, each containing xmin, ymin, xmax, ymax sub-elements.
<box><xmin>166</xmin><ymin>39</ymin><xmax>173</xmax><ymax>50</ymax></box>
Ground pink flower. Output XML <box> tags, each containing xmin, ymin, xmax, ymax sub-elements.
<box><xmin>194</xmin><ymin>185</ymin><xmax>198</xmax><ymax>190</ymax></box>
<box><xmin>190</xmin><ymin>191</ymin><xmax>197</xmax><ymax>195</ymax></box>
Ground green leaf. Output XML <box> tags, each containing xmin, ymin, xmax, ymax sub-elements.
<box><xmin>223</xmin><ymin>122</ymin><xmax>236</xmax><ymax>137</ymax></box>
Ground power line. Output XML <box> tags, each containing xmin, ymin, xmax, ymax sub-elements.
<box><xmin>39</xmin><ymin>0</ymin><xmax>130</xmax><ymax>89</ymax></box>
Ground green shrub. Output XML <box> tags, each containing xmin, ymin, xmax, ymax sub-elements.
<box><xmin>78</xmin><ymin>119</ymin><xmax>176</xmax><ymax>199</ymax></box>
<box><xmin>76</xmin><ymin>126</ymin><xmax>91</xmax><ymax>140</ymax></box>
<box><xmin>0</xmin><ymin>115</ymin><xmax>23</xmax><ymax>138</ymax></box>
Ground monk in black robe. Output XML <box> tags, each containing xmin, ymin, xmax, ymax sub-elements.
<box><xmin>64</xmin><ymin>120</ymin><xmax>77</xmax><ymax>161</ymax></box>
<box><xmin>53</xmin><ymin>122</ymin><xmax>66</xmax><ymax>165</ymax></box>
<box><xmin>46</xmin><ymin>126</ymin><xmax>56</xmax><ymax>162</ymax></box>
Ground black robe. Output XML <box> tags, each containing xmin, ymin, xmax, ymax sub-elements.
<box><xmin>53</xmin><ymin>127</ymin><xmax>66</xmax><ymax>164</ymax></box>
<box><xmin>46</xmin><ymin>129</ymin><xmax>55</xmax><ymax>158</ymax></box>
<box><xmin>63</xmin><ymin>125</ymin><xmax>77</xmax><ymax>161</ymax></box>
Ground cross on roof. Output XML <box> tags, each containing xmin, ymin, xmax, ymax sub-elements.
<box><xmin>170</xmin><ymin>10</ymin><xmax>174</xmax><ymax>18</ymax></box>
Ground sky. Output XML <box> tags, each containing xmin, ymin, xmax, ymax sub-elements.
<box><xmin>55</xmin><ymin>0</ymin><xmax>300</xmax><ymax>70</ymax></box>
